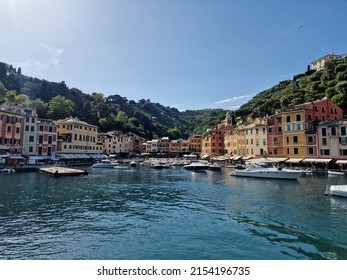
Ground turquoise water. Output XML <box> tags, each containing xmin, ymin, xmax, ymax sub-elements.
<box><xmin>1</xmin><ymin>166</ymin><xmax>347</xmax><ymax>260</ymax></box>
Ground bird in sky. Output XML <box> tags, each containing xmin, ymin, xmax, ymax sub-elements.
<box><xmin>298</xmin><ymin>25</ymin><xmax>304</xmax><ymax>29</ymax></box>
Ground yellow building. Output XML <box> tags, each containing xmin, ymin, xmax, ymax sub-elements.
<box><xmin>55</xmin><ymin>117</ymin><xmax>103</xmax><ymax>154</ymax></box>
<box><xmin>243</xmin><ymin>118</ymin><xmax>267</xmax><ymax>157</ymax></box>
<box><xmin>281</xmin><ymin>109</ymin><xmax>306</xmax><ymax>157</ymax></box>
<box><xmin>310</xmin><ymin>52</ymin><xmax>346</xmax><ymax>71</ymax></box>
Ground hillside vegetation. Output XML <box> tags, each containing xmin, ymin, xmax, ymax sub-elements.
<box><xmin>1</xmin><ymin>57</ymin><xmax>346</xmax><ymax>139</ymax></box>
<box><xmin>235</xmin><ymin>58</ymin><xmax>347</xmax><ymax>118</ymax></box>
<box><xmin>0</xmin><ymin>62</ymin><xmax>226</xmax><ymax>139</ymax></box>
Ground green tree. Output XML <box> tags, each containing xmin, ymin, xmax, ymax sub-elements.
<box><xmin>15</xmin><ymin>94</ymin><xmax>31</xmax><ymax>105</ymax></box>
<box><xmin>0</xmin><ymin>82</ymin><xmax>6</xmax><ymax>102</ymax></box>
<box><xmin>30</xmin><ymin>98</ymin><xmax>48</xmax><ymax>118</ymax></box>
<box><xmin>47</xmin><ymin>95</ymin><xmax>74</xmax><ymax>119</ymax></box>
<box><xmin>167</xmin><ymin>127</ymin><xmax>182</xmax><ymax>140</ymax></box>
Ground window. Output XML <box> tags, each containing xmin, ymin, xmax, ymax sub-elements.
<box><xmin>273</xmin><ymin>137</ymin><xmax>278</xmax><ymax>145</ymax></box>
<box><xmin>294</xmin><ymin>148</ymin><xmax>299</xmax><ymax>155</ymax></box>
<box><xmin>7</xmin><ymin>126</ymin><xmax>11</xmax><ymax>133</ymax></box>
<box><xmin>299</xmin><ymin>123</ymin><xmax>305</xmax><ymax>130</ymax></box>
<box><xmin>278</xmin><ymin>127</ymin><xmax>282</xmax><ymax>133</ymax></box>
<box><xmin>29</xmin><ymin>146</ymin><xmax>33</xmax><ymax>153</ymax></box>
<box><xmin>49</xmin><ymin>126</ymin><xmax>53</xmax><ymax>132</ymax></box>
<box><xmin>322</xmin><ymin>127</ymin><xmax>327</xmax><ymax>136</ymax></box>
<box><xmin>320</xmin><ymin>149</ymin><xmax>330</xmax><ymax>156</ymax></box>
<box><xmin>286</xmin><ymin>137</ymin><xmax>289</xmax><ymax>144</ymax></box>
<box><xmin>16</xmin><ymin>127</ymin><xmax>20</xmax><ymax>134</ymax></box>
<box><xmin>342</xmin><ymin>127</ymin><xmax>346</xmax><ymax>136</ymax></box>
<box><xmin>29</xmin><ymin>135</ymin><xmax>34</xmax><ymax>142</ymax></box>
<box><xmin>268</xmin><ymin>127</ymin><xmax>272</xmax><ymax>133</ymax></box>
<box><xmin>38</xmin><ymin>135</ymin><xmax>43</xmax><ymax>144</ymax></box>
<box><xmin>30</xmin><ymin>126</ymin><xmax>35</xmax><ymax>132</ymax></box>
<box><xmin>308</xmin><ymin>114</ymin><xmax>312</xmax><ymax>120</ymax></box>
<box><xmin>286</xmin><ymin>116</ymin><xmax>291</xmax><ymax>122</ymax></box>
<box><xmin>308</xmin><ymin>147</ymin><xmax>314</xmax><ymax>155</ymax></box>
<box><xmin>285</xmin><ymin>124</ymin><xmax>291</xmax><ymax>131</ymax></box>
<box><xmin>39</xmin><ymin>126</ymin><xmax>44</xmax><ymax>131</ymax></box>
<box><xmin>322</xmin><ymin>107</ymin><xmax>325</xmax><ymax>112</ymax></box>
<box><xmin>274</xmin><ymin>148</ymin><xmax>278</xmax><ymax>155</ymax></box>
<box><xmin>307</xmin><ymin>136</ymin><xmax>314</xmax><ymax>143</ymax></box>
<box><xmin>296</xmin><ymin>114</ymin><xmax>301</xmax><ymax>121</ymax></box>
<box><xmin>25</xmin><ymin>125</ymin><xmax>29</xmax><ymax>131</ymax></box>
<box><xmin>293</xmin><ymin>136</ymin><xmax>298</xmax><ymax>143</ymax></box>
<box><xmin>331</xmin><ymin>127</ymin><xmax>337</xmax><ymax>136</ymax></box>
<box><xmin>322</xmin><ymin>138</ymin><xmax>328</xmax><ymax>146</ymax></box>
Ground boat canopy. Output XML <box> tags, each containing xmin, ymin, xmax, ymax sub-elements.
<box><xmin>247</xmin><ymin>157</ymin><xmax>288</xmax><ymax>163</ymax></box>
<box><xmin>336</xmin><ymin>160</ymin><xmax>347</xmax><ymax>164</ymax></box>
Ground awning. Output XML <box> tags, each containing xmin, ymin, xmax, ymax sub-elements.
<box><xmin>303</xmin><ymin>158</ymin><xmax>332</xmax><ymax>163</ymax></box>
<box><xmin>200</xmin><ymin>154</ymin><xmax>209</xmax><ymax>159</ymax></box>
<box><xmin>286</xmin><ymin>158</ymin><xmax>304</xmax><ymax>163</ymax></box>
<box><xmin>336</xmin><ymin>160</ymin><xmax>347</xmax><ymax>164</ymax></box>
<box><xmin>28</xmin><ymin>156</ymin><xmax>50</xmax><ymax>160</ymax></box>
<box><xmin>0</xmin><ymin>145</ymin><xmax>10</xmax><ymax>150</ymax></box>
<box><xmin>315</xmin><ymin>159</ymin><xmax>332</xmax><ymax>163</ymax></box>
<box><xmin>9</xmin><ymin>155</ymin><xmax>24</xmax><ymax>160</ymax></box>
<box><xmin>233</xmin><ymin>156</ymin><xmax>242</xmax><ymax>160</ymax></box>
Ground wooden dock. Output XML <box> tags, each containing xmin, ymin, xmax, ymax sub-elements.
<box><xmin>38</xmin><ymin>167</ymin><xmax>88</xmax><ymax>177</ymax></box>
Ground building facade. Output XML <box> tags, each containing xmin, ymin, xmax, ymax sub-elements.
<box><xmin>56</xmin><ymin>117</ymin><xmax>102</xmax><ymax>154</ymax></box>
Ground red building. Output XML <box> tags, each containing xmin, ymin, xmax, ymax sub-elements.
<box><xmin>36</xmin><ymin>118</ymin><xmax>58</xmax><ymax>156</ymax></box>
<box><xmin>266</xmin><ymin>113</ymin><xmax>283</xmax><ymax>157</ymax></box>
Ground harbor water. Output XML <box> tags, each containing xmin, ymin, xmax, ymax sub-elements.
<box><xmin>1</xmin><ymin>165</ymin><xmax>347</xmax><ymax>260</ymax></box>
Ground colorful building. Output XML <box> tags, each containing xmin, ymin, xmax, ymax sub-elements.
<box><xmin>267</xmin><ymin>113</ymin><xmax>284</xmax><ymax>157</ymax></box>
<box><xmin>35</xmin><ymin>118</ymin><xmax>57</xmax><ymax>156</ymax></box>
<box><xmin>56</xmin><ymin>117</ymin><xmax>102</xmax><ymax>154</ymax></box>
<box><xmin>188</xmin><ymin>135</ymin><xmax>202</xmax><ymax>154</ymax></box>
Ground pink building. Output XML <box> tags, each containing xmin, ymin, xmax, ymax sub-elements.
<box><xmin>266</xmin><ymin>113</ymin><xmax>283</xmax><ymax>157</ymax></box>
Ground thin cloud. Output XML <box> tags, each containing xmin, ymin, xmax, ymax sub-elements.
<box><xmin>19</xmin><ymin>43</ymin><xmax>63</xmax><ymax>74</ymax></box>
<box><xmin>40</xmin><ymin>42</ymin><xmax>64</xmax><ymax>66</ymax></box>
<box><xmin>214</xmin><ymin>94</ymin><xmax>253</xmax><ymax>105</ymax></box>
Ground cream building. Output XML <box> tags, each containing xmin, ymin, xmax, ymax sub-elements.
<box><xmin>55</xmin><ymin>117</ymin><xmax>103</xmax><ymax>154</ymax></box>
<box><xmin>243</xmin><ymin>118</ymin><xmax>268</xmax><ymax>157</ymax></box>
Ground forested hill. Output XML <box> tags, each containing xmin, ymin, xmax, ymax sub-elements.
<box><xmin>235</xmin><ymin>58</ymin><xmax>347</xmax><ymax>118</ymax></box>
<box><xmin>0</xmin><ymin>62</ymin><xmax>226</xmax><ymax>139</ymax></box>
<box><xmin>1</xmin><ymin>57</ymin><xmax>346</xmax><ymax>139</ymax></box>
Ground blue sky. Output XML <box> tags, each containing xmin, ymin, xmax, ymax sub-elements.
<box><xmin>1</xmin><ymin>0</ymin><xmax>346</xmax><ymax>111</ymax></box>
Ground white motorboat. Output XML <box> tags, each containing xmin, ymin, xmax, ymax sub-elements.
<box><xmin>207</xmin><ymin>163</ymin><xmax>223</xmax><ymax>171</ymax></box>
<box><xmin>328</xmin><ymin>170</ymin><xmax>345</xmax><ymax>176</ymax></box>
<box><xmin>230</xmin><ymin>162</ymin><xmax>303</xmax><ymax>180</ymax></box>
<box><xmin>91</xmin><ymin>159</ymin><xmax>118</xmax><ymax>168</ymax></box>
<box><xmin>150</xmin><ymin>162</ymin><xmax>170</xmax><ymax>169</ymax></box>
<box><xmin>325</xmin><ymin>185</ymin><xmax>347</xmax><ymax>198</ymax></box>
<box><xmin>183</xmin><ymin>161</ymin><xmax>209</xmax><ymax>171</ymax></box>
<box><xmin>0</xmin><ymin>168</ymin><xmax>16</xmax><ymax>173</ymax></box>
<box><xmin>129</xmin><ymin>161</ymin><xmax>137</xmax><ymax>167</ymax></box>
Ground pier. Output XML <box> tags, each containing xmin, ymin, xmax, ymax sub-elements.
<box><xmin>38</xmin><ymin>167</ymin><xmax>88</xmax><ymax>177</ymax></box>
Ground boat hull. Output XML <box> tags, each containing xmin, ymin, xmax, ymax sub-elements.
<box><xmin>325</xmin><ymin>185</ymin><xmax>347</xmax><ymax>198</ymax></box>
<box><xmin>231</xmin><ymin>170</ymin><xmax>302</xmax><ymax>180</ymax></box>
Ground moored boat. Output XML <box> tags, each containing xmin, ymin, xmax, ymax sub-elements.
<box><xmin>328</xmin><ymin>170</ymin><xmax>345</xmax><ymax>176</ymax></box>
<box><xmin>325</xmin><ymin>185</ymin><xmax>347</xmax><ymax>198</ymax></box>
<box><xmin>0</xmin><ymin>168</ymin><xmax>16</xmax><ymax>173</ymax></box>
<box><xmin>207</xmin><ymin>163</ymin><xmax>223</xmax><ymax>171</ymax></box>
<box><xmin>230</xmin><ymin>162</ymin><xmax>302</xmax><ymax>180</ymax></box>
<box><xmin>183</xmin><ymin>161</ymin><xmax>209</xmax><ymax>171</ymax></box>
<box><xmin>91</xmin><ymin>159</ymin><xmax>118</xmax><ymax>168</ymax></box>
